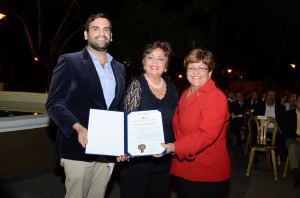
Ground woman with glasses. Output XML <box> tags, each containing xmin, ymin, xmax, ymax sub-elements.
<box><xmin>118</xmin><ymin>41</ymin><xmax>178</xmax><ymax>198</ymax></box>
<box><xmin>284</xmin><ymin>93</ymin><xmax>297</xmax><ymax>111</ymax></box>
<box><xmin>161</xmin><ymin>48</ymin><xmax>230</xmax><ymax>197</ymax></box>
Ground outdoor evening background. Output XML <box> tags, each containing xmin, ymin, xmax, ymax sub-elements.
<box><xmin>0</xmin><ymin>0</ymin><xmax>299</xmax><ymax>93</ymax></box>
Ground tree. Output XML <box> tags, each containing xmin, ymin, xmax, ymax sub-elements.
<box><xmin>109</xmin><ymin>0</ymin><xmax>221</xmax><ymax>82</ymax></box>
<box><xmin>0</xmin><ymin>0</ymin><xmax>221</xmax><ymax>90</ymax></box>
<box><xmin>0</xmin><ymin>0</ymin><xmax>97</xmax><ymax>89</ymax></box>
<box><xmin>209</xmin><ymin>0</ymin><xmax>300</xmax><ymax>90</ymax></box>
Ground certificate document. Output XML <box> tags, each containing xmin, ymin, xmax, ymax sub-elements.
<box><xmin>85</xmin><ymin>109</ymin><xmax>166</xmax><ymax>157</ymax></box>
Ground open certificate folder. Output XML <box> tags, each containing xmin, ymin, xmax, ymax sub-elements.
<box><xmin>85</xmin><ymin>109</ymin><xmax>167</xmax><ymax>157</ymax></box>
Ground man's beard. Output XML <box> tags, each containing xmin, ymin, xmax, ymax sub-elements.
<box><xmin>89</xmin><ymin>40</ymin><xmax>110</xmax><ymax>51</ymax></box>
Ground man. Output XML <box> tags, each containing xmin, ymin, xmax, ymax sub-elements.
<box><xmin>282</xmin><ymin>95</ymin><xmax>300</xmax><ymax>188</ymax></box>
<box><xmin>244</xmin><ymin>90</ymin><xmax>263</xmax><ymax>109</ymax></box>
<box><xmin>254</xmin><ymin>89</ymin><xmax>285</xmax><ymax>127</ymax></box>
<box><xmin>254</xmin><ymin>89</ymin><xmax>286</xmax><ymax>155</ymax></box>
<box><xmin>260</xmin><ymin>91</ymin><xmax>267</xmax><ymax>102</ymax></box>
<box><xmin>227</xmin><ymin>89</ymin><xmax>236</xmax><ymax>112</ymax></box>
<box><xmin>230</xmin><ymin>91</ymin><xmax>245</xmax><ymax>147</ymax></box>
<box><xmin>46</xmin><ymin>13</ymin><xmax>126</xmax><ymax>198</ymax></box>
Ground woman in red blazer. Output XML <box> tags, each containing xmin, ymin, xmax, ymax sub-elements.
<box><xmin>162</xmin><ymin>48</ymin><xmax>230</xmax><ymax>197</ymax></box>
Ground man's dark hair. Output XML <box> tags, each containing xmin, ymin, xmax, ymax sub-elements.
<box><xmin>84</xmin><ymin>13</ymin><xmax>112</xmax><ymax>32</ymax></box>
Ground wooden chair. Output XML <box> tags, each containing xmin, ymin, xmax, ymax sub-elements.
<box><xmin>283</xmin><ymin>155</ymin><xmax>290</xmax><ymax>178</ymax></box>
<box><xmin>245</xmin><ymin>116</ymin><xmax>278</xmax><ymax>180</ymax></box>
<box><xmin>243</xmin><ymin>107</ymin><xmax>253</xmax><ymax>155</ymax></box>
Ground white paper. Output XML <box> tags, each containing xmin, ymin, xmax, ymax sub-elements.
<box><xmin>85</xmin><ymin>109</ymin><xmax>165</xmax><ymax>156</ymax></box>
<box><xmin>258</xmin><ymin>115</ymin><xmax>267</xmax><ymax>119</ymax></box>
<box><xmin>127</xmin><ymin>110</ymin><xmax>165</xmax><ymax>156</ymax></box>
<box><xmin>86</xmin><ymin>109</ymin><xmax>124</xmax><ymax>156</ymax></box>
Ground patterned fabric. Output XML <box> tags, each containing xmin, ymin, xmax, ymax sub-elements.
<box><xmin>122</xmin><ymin>75</ymin><xmax>178</xmax><ymax>172</ymax></box>
<box><xmin>124</xmin><ymin>80</ymin><xmax>141</xmax><ymax>112</ymax></box>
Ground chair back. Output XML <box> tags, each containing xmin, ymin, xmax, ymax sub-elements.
<box><xmin>244</xmin><ymin>107</ymin><xmax>254</xmax><ymax>118</ymax></box>
<box><xmin>243</xmin><ymin>107</ymin><xmax>253</xmax><ymax>131</ymax></box>
<box><xmin>248</xmin><ymin>115</ymin><xmax>278</xmax><ymax>146</ymax></box>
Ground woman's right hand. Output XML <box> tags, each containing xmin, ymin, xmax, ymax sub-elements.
<box><xmin>161</xmin><ymin>143</ymin><xmax>175</xmax><ymax>154</ymax></box>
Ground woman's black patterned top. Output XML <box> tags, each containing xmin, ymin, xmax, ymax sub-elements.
<box><xmin>122</xmin><ymin>75</ymin><xmax>178</xmax><ymax>172</ymax></box>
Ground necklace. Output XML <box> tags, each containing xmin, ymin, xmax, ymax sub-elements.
<box><xmin>144</xmin><ymin>74</ymin><xmax>163</xmax><ymax>89</ymax></box>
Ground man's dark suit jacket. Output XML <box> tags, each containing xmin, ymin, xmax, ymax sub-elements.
<box><xmin>230</xmin><ymin>101</ymin><xmax>245</xmax><ymax>127</ymax></box>
<box><xmin>244</xmin><ymin>98</ymin><xmax>263</xmax><ymax>113</ymax></box>
<box><xmin>46</xmin><ymin>47</ymin><xmax>126</xmax><ymax>161</ymax></box>
<box><xmin>253</xmin><ymin>102</ymin><xmax>286</xmax><ymax>128</ymax></box>
<box><xmin>282</xmin><ymin>110</ymin><xmax>300</xmax><ymax>140</ymax></box>
<box><xmin>229</xmin><ymin>101</ymin><xmax>245</xmax><ymax>146</ymax></box>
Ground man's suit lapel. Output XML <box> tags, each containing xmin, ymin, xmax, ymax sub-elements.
<box><xmin>82</xmin><ymin>48</ymin><xmax>107</xmax><ymax>109</ymax></box>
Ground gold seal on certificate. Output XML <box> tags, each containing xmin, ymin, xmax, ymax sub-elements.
<box><xmin>138</xmin><ymin>144</ymin><xmax>146</xmax><ymax>153</ymax></box>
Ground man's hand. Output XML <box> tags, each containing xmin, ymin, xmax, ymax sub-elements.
<box><xmin>73</xmin><ymin>123</ymin><xmax>88</xmax><ymax>148</ymax></box>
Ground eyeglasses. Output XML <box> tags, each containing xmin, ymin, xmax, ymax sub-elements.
<box><xmin>145</xmin><ymin>56</ymin><xmax>166</xmax><ymax>64</ymax></box>
<box><xmin>187</xmin><ymin>65</ymin><xmax>209</xmax><ymax>72</ymax></box>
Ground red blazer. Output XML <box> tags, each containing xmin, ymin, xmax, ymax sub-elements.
<box><xmin>170</xmin><ymin>79</ymin><xmax>230</xmax><ymax>182</ymax></box>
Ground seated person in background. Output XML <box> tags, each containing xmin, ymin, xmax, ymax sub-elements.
<box><xmin>279</xmin><ymin>92</ymin><xmax>289</xmax><ymax>105</ymax></box>
<box><xmin>282</xmin><ymin>95</ymin><xmax>300</xmax><ymax>188</ymax></box>
<box><xmin>230</xmin><ymin>91</ymin><xmax>245</xmax><ymax>147</ymax></box>
<box><xmin>260</xmin><ymin>91</ymin><xmax>267</xmax><ymax>102</ymax></box>
<box><xmin>254</xmin><ymin>89</ymin><xmax>286</xmax><ymax>155</ymax></box>
<box><xmin>245</xmin><ymin>90</ymin><xmax>263</xmax><ymax>108</ymax></box>
<box><xmin>224</xmin><ymin>89</ymin><xmax>229</xmax><ymax>98</ymax></box>
<box><xmin>227</xmin><ymin>89</ymin><xmax>236</xmax><ymax>112</ymax></box>
<box><xmin>284</xmin><ymin>93</ymin><xmax>297</xmax><ymax>111</ymax></box>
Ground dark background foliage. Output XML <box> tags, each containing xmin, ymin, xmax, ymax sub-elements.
<box><xmin>0</xmin><ymin>0</ymin><xmax>299</xmax><ymax>92</ymax></box>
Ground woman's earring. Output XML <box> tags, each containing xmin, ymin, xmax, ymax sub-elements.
<box><xmin>164</xmin><ymin>69</ymin><xmax>167</xmax><ymax>73</ymax></box>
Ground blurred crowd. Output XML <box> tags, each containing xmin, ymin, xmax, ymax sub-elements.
<box><xmin>224</xmin><ymin>88</ymin><xmax>300</xmax><ymax>188</ymax></box>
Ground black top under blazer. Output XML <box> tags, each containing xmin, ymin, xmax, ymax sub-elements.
<box><xmin>46</xmin><ymin>47</ymin><xmax>126</xmax><ymax>161</ymax></box>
